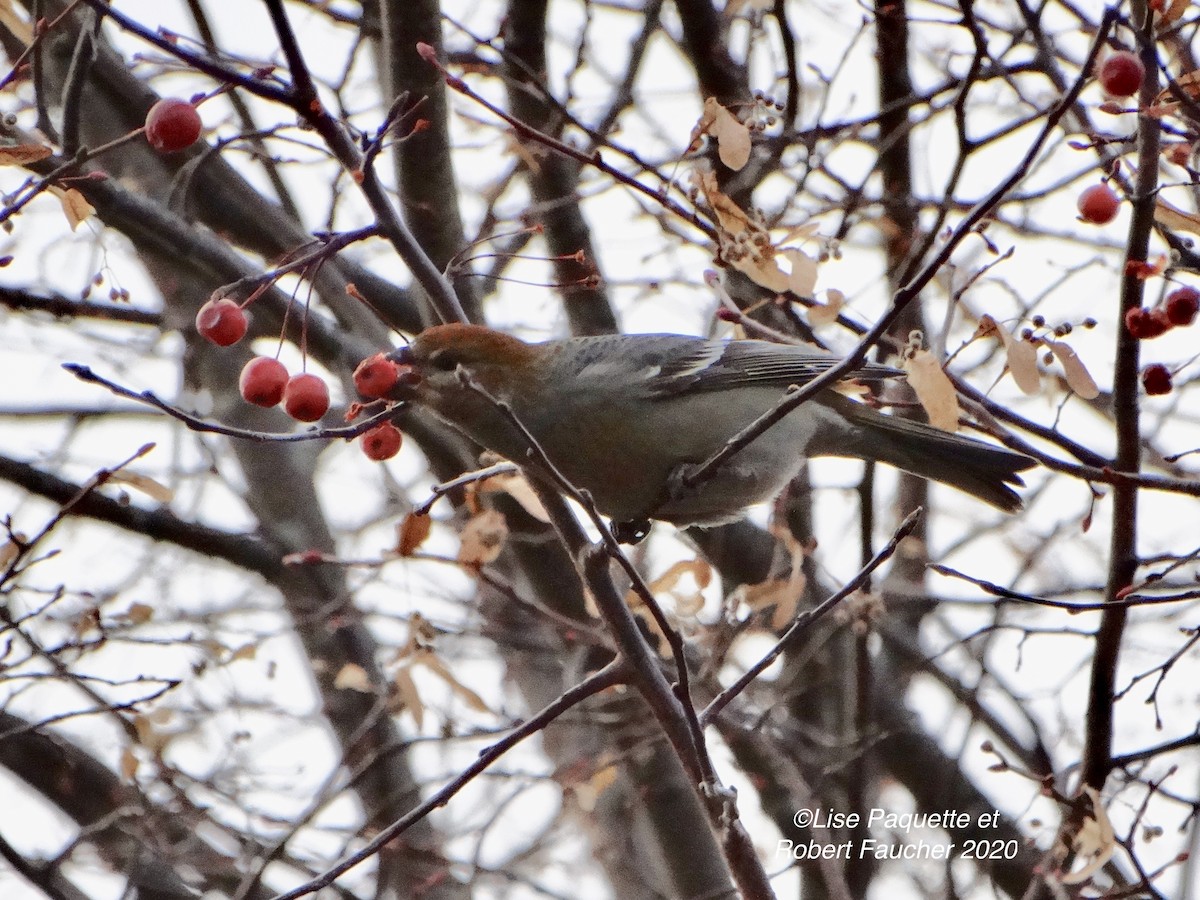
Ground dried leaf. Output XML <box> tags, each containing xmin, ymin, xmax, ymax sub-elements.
<box><xmin>781</xmin><ymin>248</ymin><xmax>817</xmax><ymax>296</ymax></box>
<box><xmin>573</xmin><ymin>764</ymin><xmax>618</xmax><ymax>812</ymax></box>
<box><xmin>333</xmin><ymin>662</ymin><xmax>374</xmax><ymax>693</ymax></box>
<box><xmin>120</xmin><ymin>747</ymin><xmax>139</xmax><ymax>781</ymax></box>
<box><xmin>0</xmin><ymin>0</ymin><xmax>33</xmax><ymax>44</ymax></box>
<box><xmin>808</xmin><ymin>289</ymin><xmax>845</xmax><ymax>328</ymax></box>
<box><xmin>735</xmin><ymin>572</ymin><xmax>806</xmax><ymax>630</ymax></box>
<box><xmin>48</xmin><ymin>185</ymin><xmax>95</xmax><ymax>230</ymax></box>
<box><xmin>396</xmin><ymin>511</ymin><xmax>432</xmax><ymax>556</ymax></box>
<box><xmin>124</xmin><ymin>602</ymin><xmax>154</xmax><ymax>625</ymax></box>
<box><xmin>1159</xmin><ymin>69</ymin><xmax>1200</xmax><ymax>105</ymax></box>
<box><xmin>724</xmin><ymin>0</ymin><xmax>774</xmax><ymax>17</ymax></box>
<box><xmin>1156</xmin><ymin>0</ymin><xmax>1191</xmax><ymax>29</ymax></box>
<box><xmin>0</xmin><ymin>536</ymin><xmax>21</xmax><ymax>569</ymax></box>
<box><xmin>697</xmin><ymin>97</ymin><xmax>751</xmax><ymax>170</ymax></box>
<box><xmin>0</xmin><ymin>143</ymin><xmax>52</xmax><ymax>165</ymax></box>
<box><xmin>109</xmin><ymin>471</ymin><xmax>174</xmax><ymax>503</ymax></box>
<box><xmin>479</xmin><ymin>471</ymin><xmax>550</xmax><ymax>522</ymax></box>
<box><xmin>642</xmin><ymin>559</ymin><xmax>713</xmax><ymax>618</ymax></box>
<box><xmin>457</xmin><ymin>509</ymin><xmax>508</xmax><ymax>566</ymax></box>
<box><xmin>132</xmin><ymin>713</ymin><xmax>170</xmax><ymax>753</ymax></box>
<box><xmin>695</xmin><ymin>169</ymin><xmax>822</xmax><ymax>295</ymax></box>
<box><xmin>733</xmin><ymin>254</ymin><xmax>789</xmax><ymax>292</ymax></box>
<box><xmin>902</xmin><ymin>349</ymin><xmax>961</xmax><ymax>432</ymax></box>
<box><xmin>1154</xmin><ymin>196</ymin><xmax>1200</xmax><ymax>236</ymax></box>
<box><xmin>695</xmin><ymin>169</ymin><xmax>755</xmax><ymax>236</ymax></box>
<box><xmin>1061</xmin><ymin>787</ymin><xmax>1116</xmax><ymax>885</ymax></box>
<box><xmin>393</xmin><ymin>666</ymin><xmax>424</xmax><ymax>729</ymax></box>
<box><xmin>979</xmin><ymin>315</ymin><xmax>1040</xmax><ymax>395</ymax></box>
<box><xmin>1044</xmin><ymin>339</ymin><xmax>1100</xmax><ymax>399</ymax></box>
<box><xmin>230</xmin><ymin>642</ymin><xmax>258</xmax><ymax>662</ymax></box>
<box><xmin>419</xmin><ymin>651</ymin><xmax>491</xmax><ymax>714</ymax></box>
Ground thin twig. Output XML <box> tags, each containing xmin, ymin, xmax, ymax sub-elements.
<box><xmin>701</xmin><ymin>507</ymin><xmax>922</xmax><ymax>726</ymax></box>
<box><xmin>63</xmin><ymin>364</ymin><xmax>399</xmax><ymax>443</ymax></box>
<box><xmin>269</xmin><ymin>662</ymin><xmax>625</xmax><ymax>900</ymax></box>
<box><xmin>677</xmin><ymin>9</ymin><xmax>1117</xmax><ymax>498</ymax></box>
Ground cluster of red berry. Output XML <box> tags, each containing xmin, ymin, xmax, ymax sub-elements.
<box><xmin>352</xmin><ymin>355</ymin><xmax>407</xmax><ymax>460</ymax></box>
<box><xmin>1076</xmin><ymin>52</ymin><xmax>1146</xmax><ymax>226</ymax></box>
<box><xmin>1124</xmin><ymin>286</ymin><xmax>1199</xmax><ymax>340</ymax></box>
<box><xmin>1126</xmin><ymin>286</ymin><xmax>1198</xmax><ymax>396</ymax></box>
<box><xmin>193</xmin><ymin>298</ymin><xmax>408</xmax><ymax>460</ymax></box>
<box><xmin>195</xmin><ymin>296</ymin><xmax>331</xmax><ymax>420</ymax></box>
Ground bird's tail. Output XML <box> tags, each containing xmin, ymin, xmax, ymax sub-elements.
<box><xmin>821</xmin><ymin>394</ymin><xmax>1036</xmax><ymax>512</ymax></box>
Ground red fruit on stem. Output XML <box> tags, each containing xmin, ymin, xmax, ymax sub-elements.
<box><xmin>1165</xmin><ymin>286</ymin><xmax>1200</xmax><ymax>326</ymax></box>
<box><xmin>1098</xmin><ymin>51</ymin><xmax>1145</xmax><ymax>99</ymax></box>
<box><xmin>239</xmin><ymin>357</ymin><xmax>289</xmax><ymax>407</ymax></box>
<box><xmin>196</xmin><ymin>298</ymin><xmax>248</xmax><ymax>346</ymax></box>
<box><xmin>1077</xmin><ymin>184</ymin><xmax>1120</xmax><ymax>225</ymax></box>
<box><xmin>145</xmin><ymin>98</ymin><xmax>202</xmax><ymax>153</ymax></box>
<box><xmin>361</xmin><ymin>422</ymin><xmax>403</xmax><ymax>460</ymax></box>
<box><xmin>283</xmin><ymin>373</ymin><xmax>330</xmax><ymax>422</ymax></box>
<box><xmin>354</xmin><ymin>354</ymin><xmax>401</xmax><ymax>399</ymax></box>
<box><xmin>1141</xmin><ymin>364</ymin><xmax>1173</xmax><ymax>396</ymax></box>
<box><xmin>1124</xmin><ymin>306</ymin><xmax>1170</xmax><ymax>339</ymax></box>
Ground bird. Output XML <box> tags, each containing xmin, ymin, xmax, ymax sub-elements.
<box><xmin>383</xmin><ymin>323</ymin><xmax>1035</xmax><ymax>535</ymax></box>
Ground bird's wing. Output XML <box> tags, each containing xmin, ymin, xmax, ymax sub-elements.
<box><xmin>645</xmin><ymin>337</ymin><xmax>901</xmax><ymax>396</ymax></box>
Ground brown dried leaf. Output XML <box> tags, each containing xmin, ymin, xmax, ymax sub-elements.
<box><xmin>1061</xmin><ymin>787</ymin><xmax>1116</xmax><ymax>885</ymax></box>
<box><xmin>808</xmin><ymin>289</ymin><xmax>845</xmax><ymax>328</ymax></box>
<box><xmin>735</xmin><ymin>572</ymin><xmax>806</xmax><ymax>630</ymax></box>
<box><xmin>0</xmin><ymin>0</ymin><xmax>33</xmax><ymax>44</ymax></box>
<box><xmin>132</xmin><ymin>712</ymin><xmax>170</xmax><ymax>753</ymax></box>
<box><xmin>333</xmin><ymin>662</ymin><xmax>374</xmax><ymax>693</ymax></box>
<box><xmin>902</xmin><ymin>349</ymin><xmax>961</xmax><ymax>432</ymax></box>
<box><xmin>695</xmin><ymin>169</ymin><xmax>755</xmax><ymax>236</ymax></box>
<box><xmin>230</xmin><ymin>642</ymin><xmax>258</xmax><ymax>662</ymax></box>
<box><xmin>109</xmin><ymin>470</ymin><xmax>174</xmax><ymax>503</ymax></box>
<box><xmin>723</xmin><ymin>0</ymin><xmax>774</xmax><ymax>17</ymax></box>
<box><xmin>733</xmin><ymin>254</ymin><xmax>789</xmax><ymax>292</ymax></box>
<box><xmin>120</xmin><ymin>747</ymin><xmax>139</xmax><ymax>781</ymax></box>
<box><xmin>479</xmin><ymin>471</ymin><xmax>550</xmax><ymax>522</ymax></box>
<box><xmin>573</xmin><ymin>764</ymin><xmax>618</xmax><ymax>812</ymax></box>
<box><xmin>393</xmin><ymin>666</ymin><xmax>424</xmax><ymax>729</ymax></box>
<box><xmin>643</xmin><ymin>559</ymin><xmax>713</xmax><ymax>618</ymax></box>
<box><xmin>0</xmin><ymin>143</ymin><xmax>52</xmax><ymax>165</ymax></box>
<box><xmin>1154</xmin><ymin>196</ymin><xmax>1200</xmax><ymax>236</ymax></box>
<box><xmin>1044</xmin><ymin>339</ymin><xmax>1100</xmax><ymax>399</ymax></box>
<box><xmin>0</xmin><ymin>535</ymin><xmax>22</xmax><ymax>569</ymax></box>
<box><xmin>457</xmin><ymin>509</ymin><xmax>508</xmax><ymax>566</ymax></box>
<box><xmin>48</xmin><ymin>185</ymin><xmax>95</xmax><ymax>230</ymax></box>
<box><xmin>396</xmin><ymin>511</ymin><xmax>432</xmax><ymax>556</ymax></box>
<box><xmin>979</xmin><ymin>315</ymin><xmax>1040</xmax><ymax>395</ymax></box>
<box><xmin>1154</xmin><ymin>70</ymin><xmax>1200</xmax><ymax>112</ymax></box>
<box><xmin>697</xmin><ymin>97</ymin><xmax>751</xmax><ymax>171</ymax></box>
<box><xmin>124</xmin><ymin>602</ymin><xmax>154</xmax><ymax>625</ymax></box>
<box><xmin>418</xmin><ymin>650</ymin><xmax>491</xmax><ymax>714</ymax></box>
<box><xmin>781</xmin><ymin>248</ymin><xmax>817</xmax><ymax>296</ymax></box>
<box><xmin>1156</xmin><ymin>0</ymin><xmax>1191</xmax><ymax>29</ymax></box>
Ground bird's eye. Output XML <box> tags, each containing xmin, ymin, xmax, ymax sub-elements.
<box><xmin>428</xmin><ymin>349</ymin><xmax>458</xmax><ymax>372</ymax></box>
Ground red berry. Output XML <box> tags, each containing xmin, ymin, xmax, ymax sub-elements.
<box><xmin>1077</xmin><ymin>184</ymin><xmax>1120</xmax><ymax>224</ymax></box>
<box><xmin>145</xmin><ymin>98</ymin><xmax>202</xmax><ymax>153</ymax></box>
<box><xmin>239</xmin><ymin>357</ymin><xmax>289</xmax><ymax>407</ymax></box>
<box><xmin>1124</xmin><ymin>307</ymin><xmax>1169</xmax><ymax>339</ymax></box>
<box><xmin>1142</xmin><ymin>363</ymin><xmax>1173</xmax><ymax>395</ymax></box>
<box><xmin>1098</xmin><ymin>51</ymin><xmax>1145</xmax><ymax>99</ymax></box>
<box><xmin>1165</xmin><ymin>286</ymin><xmax>1200</xmax><ymax>326</ymax></box>
<box><xmin>354</xmin><ymin>354</ymin><xmax>401</xmax><ymax>399</ymax></box>
<box><xmin>195</xmin><ymin>298</ymin><xmax>248</xmax><ymax>346</ymax></box>
<box><xmin>283</xmin><ymin>373</ymin><xmax>330</xmax><ymax>422</ymax></box>
<box><xmin>360</xmin><ymin>422</ymin><xmax>403</xmax><ymax>460</ymax></box>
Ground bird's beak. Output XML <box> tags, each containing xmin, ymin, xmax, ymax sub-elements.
<box><xmin>381</xmin><ymin>347</ymin><xmax>422</xmax><ymax>399</ymax></box>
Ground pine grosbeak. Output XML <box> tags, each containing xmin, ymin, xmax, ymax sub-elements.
<box><xmin>385</xmin><ymin>324</ymin><xmax>1034</xmax><ymax>532</ymax></box>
